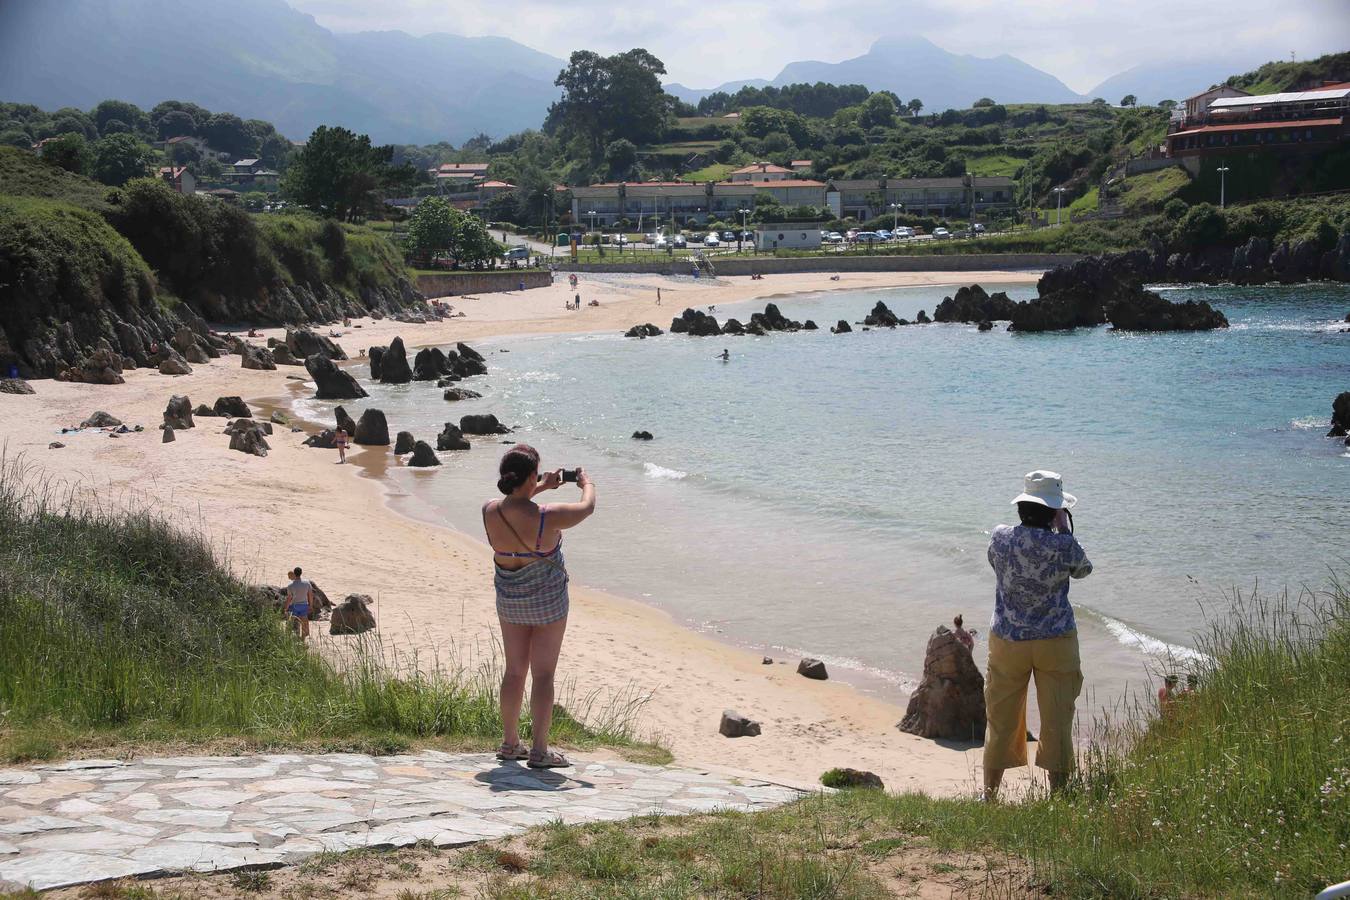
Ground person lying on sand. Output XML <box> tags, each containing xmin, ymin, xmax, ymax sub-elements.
<box><xmin>983</xmin><ymin>470</ymin><xmax>1092</xmax><ymax>801</ymax></box>
<box><xmin>482</xmin><ymin>445</ymin><xmax>596</xmax><ymax>770</ymax></box>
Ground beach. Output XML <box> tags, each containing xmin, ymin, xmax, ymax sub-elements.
<box><xmin>0</xmin><ymin>269</ymin><xmax>1056</xmax><ymax>796</ymax></box>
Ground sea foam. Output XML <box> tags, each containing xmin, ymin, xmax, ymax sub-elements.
<box><xmin>643</xmin><ymin>463</ymin><xmax>689</xmax><ymax>480</ymax></box>
<box><xmin>1100</xmin><ymin>615</ymin><xmax>1210</xmax><ymax>664</ymax></box>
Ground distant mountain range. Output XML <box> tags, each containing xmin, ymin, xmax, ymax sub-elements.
<box><xmin>1084</xmin><ymin>57</ymin><xmax>1265</xmax><ymax>106</ymax></box>
<box><xmin>0</xmin><ymin>0</ymin><xmax>566</xmax><ymax>144</ymax></box>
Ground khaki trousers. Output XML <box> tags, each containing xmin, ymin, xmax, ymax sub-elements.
<box><xmin>983</xmin><ymin>630</ymin><xmax>1083</xmax><ymax>773</ymax></box>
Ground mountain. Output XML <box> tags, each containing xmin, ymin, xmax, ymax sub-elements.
<box><xmin>1087</xmin><ymin>57</ymin><xmax>1267</xmax><ymax>106</ymax></box>
<box><xmin>0</xmin><ymin>0</ymin><xmax>565</xmax><ymax>144</ymax></box>
<box><xmin>769</xmin><ymin>36</ymin><xmax>1084</xmax><ymax>109</ymax></box>
<box><xmin>664</xmin><ymin>79</ymin><xmax>772</xmax><ymax>105</ymax></box>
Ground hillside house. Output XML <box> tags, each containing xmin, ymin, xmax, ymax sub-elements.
<box><xmin>1167</xmin><ymin>82</ymin><xmax>1350</xmax><ymax>158</ymax></box>
<box><xmin>157</xmin><ymin>166</ymin><xmax>196</xmax><ymax>195</ymax></box>
<box><xmin>728</xmin><ymin>162</ymin><xmax>793</xmax><ymax>182</ymax></box>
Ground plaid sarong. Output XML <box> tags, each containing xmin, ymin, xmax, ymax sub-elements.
<box><xmin>494</xmin><ymin>549</ymin><xmax>570</xmax><ymax>626</ymax></box>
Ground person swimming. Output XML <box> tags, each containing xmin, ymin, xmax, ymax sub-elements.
<box><xmin>717</xmin><ymin>349</ymin><xmax>730</xmax><ymax>361</ymax></box>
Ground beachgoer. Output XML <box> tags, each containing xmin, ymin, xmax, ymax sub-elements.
<box><xmin>588</xmin><ymin>299</ymin><xmax>599</xmax><ymax>307</ymax></box>
<box><xmin>718</xmin><ymin>349</ymin><xmax>730</xmax><ymax>361</ymax></box>
<box><xmin>830</xmin><ymin>275</ymin><xmax>841</xmax><ymax>281</ymax></box>
<box><xmin>284</xmin><ymin>566</ymin><xmax>313</xmax><ymax>640</ymax></box>
<box><xmin>335</xmin><ymin>427</ymin><xmax>349</xmax><ymax>464</ymax></box>
<box><xmin>954</xmin><ymin>614</ymin><xmax>975</xmax><ymax>650</ymax></box>
<box><xmin>1180</xmin><ymin>673</ymin><xmax>1198</xmax><ymax>696</ymax></box>
<box><xmin>983</xmin><ymin>470</ymin><xmax>1092</xmax><ymax>800</ymax></box>
<box><xmin>1158</xmin><ymin>674</ymin><xmax>1179</xmax><ymax>712</ymax></box>
<box><xmin>343</xmin><ymin>316</ymin><xmax>351</xmax><ymax>327</ymax></box>
<box><xmin>656</xmin><ymin>288</ymin><xmax>662</xmax><ymax>306</ymax></box>
<box><xmin>574</xmin><ymin>293</ymin><xmax>581</xmax><ymax>309</ymax></box>
<box><xmin>482</xmin><ymin>445</ymin><xmax>596</xmax><ymax>769</ymax></box>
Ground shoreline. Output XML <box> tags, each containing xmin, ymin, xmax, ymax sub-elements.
<box><xmin>0</xmin><ymin>270</ymin><xmax>1044</xmax><ymax>796</ymax></box>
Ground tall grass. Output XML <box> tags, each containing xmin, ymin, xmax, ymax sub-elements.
<box><xmin>0</xmin><ymin>458</ymin><xmax>655</xmax><ymax>761</ymax></box>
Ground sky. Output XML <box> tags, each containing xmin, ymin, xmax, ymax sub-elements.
<box><xmin>287</xmin><ymin>0</ymin><xmax>1350</xmax><ymax>92</ymax></box>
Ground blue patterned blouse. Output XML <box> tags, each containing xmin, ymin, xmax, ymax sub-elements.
<box><xmin>987</xmin><ymin>524</ymin><xmax>1093</xmax><ymax>641</ymax></box>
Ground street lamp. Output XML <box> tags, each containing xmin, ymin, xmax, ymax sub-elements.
<box><xmin>1052</xmin><ymin>187</ymin><xmax>1067</xmax><ymax>227</ymax></box>
<box><xmin>738</xmin><ymin>208</ymin><xmax>750</xmax><ymax>252</ymax></box>
<box><xmin>889</xmin><ymin>202</ymin><xmax>903</xmax><ymax>239</ymax></box>
<box><xmin>1216</xmin><ymin>165</ymin><xmax>1231</xmax><ymax>209</ymax></box>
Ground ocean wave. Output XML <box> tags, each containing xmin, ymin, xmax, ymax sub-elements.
<box><xmin>1291</xmin><ymin>415</ymin><xmax>1330</xmax><ymax>430</ymax></box>
<box><xmin>643</xmin><ymin>462</ymin><xmax>689</xmax><ymax>480</ymax></box>
<box><xmin>511</xmin><ymin>370</ymin><xmax>559</xmax><ymax>383</ymax></box>
<box><xmin>1099</xmin><ymin>614</ymin><xmax>1210</xmax><ymax>664</ymax></box>
<box><xmin>767</xmin><ymin>644</ymin><xmax>919</xmax><ymax>694</ymax></box>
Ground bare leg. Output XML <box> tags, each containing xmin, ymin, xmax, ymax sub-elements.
<box><xmin>1048</xmin><ymin>770</ymin><xmax>1070</xmax><ymax>793</ymax></box>
<box><xmin>299</xmin><ymin>617</ymin><xmax>310</xmax><ymax>640</ymax></box>
<box><xmin>526</xmin><ymin>618</ymin><xmax>568</xmax><ymax>755</ymax></box>
<box><xmin>983</xmin><ymin>767</ymin><xmax>1005</xmax><ymax>801</ymax></box>
<box><xmin>498</xmin><ymin>620</ymin><xmax>533</xmax><ymax>748</ymax></box>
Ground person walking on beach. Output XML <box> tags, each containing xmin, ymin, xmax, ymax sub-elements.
<box><xmin>983</xmin><ymin>470</ymin><xmax>1092</xmax><ymax>800</ymax></box>
<box><xmin>334</xmin><ymin>427</ymin><xmax>349</xmax><ymax>464</ymax></box>
<box><xmin>482</xmin><ymin>445</ymin><xmax>596</xmax><ymax>769</ymax></box>
<box><xmin>656</xmin><ymin>287</ymin><xmax>662</xmax><ymax>306</ymax></box>
<box><xmin>284</xmin><ymin>567</ymin><xmax>313</xmax><ymax>640</ymax></box>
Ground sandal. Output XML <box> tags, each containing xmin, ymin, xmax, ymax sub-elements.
<box><xmin>496</xmin><ymin>741</ymin><xmax>529</xmax><ymax>761</ymax></box>
<box><xmin>527</xmin><ymin>748</ymin><xmax>571</xmax><ymax>769</ymax></box>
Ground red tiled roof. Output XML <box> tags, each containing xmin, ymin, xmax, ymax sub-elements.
<box><xmin>1170</xmin><ymin>116</ymin><xmax>1344</xmax><ymax>137</ymax></box>
<box><xmin>731</xmin><ymin>162</ymin><xmax>792</xmax><ymax>174</ymax></box>
<box><xmin>438</xmin><ymin>162</ymin><xmax>489</xmax><ymax>171</ymax></box>
<box><xmin>480</xmin><ymin>180</ymin><xmax>515</xmax><ymax>188</ymax></box>
<box><xmin>719</xmin><ymin>179</ymin><xmax>826</xmax><ymax>188</ymax></box>
<box><xmin>166</xmin><ymin>135</ymin><xmax>197</xmax><ymax>144</ymax></box>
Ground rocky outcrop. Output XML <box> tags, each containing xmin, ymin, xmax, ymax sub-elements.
<box><xmin>797</xmin><ymin>658</ymin><xmax>828</xmax><ymax>680</ymax></box>
<box><xmin>335</xmin><ymin>406</ymin><xmax>358</xmax><ymax>437</ymax></box>
<box><xmin>306</xmin><ymin>355</ymin><xmax>367</xmax><ymax>401</ymax></box>
<box><xmin>898</xmin><ymin>625</ymin><xmax>986</xmax><ymax>741</ymax></box>
<box><xmin>329</xmin><ymin>594</ymin><xmax>376</xmax><ymax>635</ymax></box>
<box><xmin>721</xmin><ymin>318</ymin><xmax>745</xmax><ymax>335</ymax></box>
<box><xmin>0</xmin><ymin>378</ymin><xmax>34</xmax><ymax>394</ymax></box>
<box><xmin>1105</xmin><ymin>290</ymin><xmax>1228</xmax><ymax>331</ymax></box>
<box><xmin>452</xmin><ymin>343</ymin><xmax>488</xmax><ymax>378</ymax></box>
<box><xmin>368</xmin><ymin>346</ymin><xmax>386</xmax><ymax>380</ymax></box>
<box><xmin>719</xmin><ymin>710</ymin><xmax>761</xmax><ymax>738</ymax></box>
<box><xmin>933</xmin><ymin>284</ymin><xmax>1018</xmax><ymax>323</ymax></box>
<box><xmin>193</xmin><ymin>403</ymin><xmax>218</xmax><ymax>417</ymax></box>
<box><xmin>286</xmin><ymin>328</ymin><xmax>346</xmax><ymax>362</ymax></box>
<box><xmin>1329</xmin><ymin>391</ymin><xmax>1350</xmax><ymax>438</ymax></box>
<box><xmin>831</xmin><ymin>320</ymin><xmax>852</xmax><ymax>334</ymax></box>
<box><xmin>240</xmin><ymin>344</ymin><xmax>276</xmax><ymax>370</ymax></box>
<box><xmin>436</xmin><ymin>423</ymin><xmax>471</xmax><ymax>451</ymax></box>
<box><xmin>803</xmin><ymin>320</ymin><xmax>818</xmax><ymax>330</ymax></box>
<box><xmin>443</xmin><ymin>387</ymin><xmax>481</xmax><ymax>401</ymax></box>
<box><xmin>162</xmin><ymin>425</ymin><xmax>175</xmax><ymax>442</ymax></box>
<box><xmin>214</xmin><ymin>396</ymin><xmax>251</xmax><ymax>418</ymax></box>
<box><xmin>158</xmin><ymin>350</ymin><xmax>192</xmax><ymax>376</ymax></box>
<box><xmin>915</xmin><ymin>309</ymin><xmax>931</xmax><ymax>324</ymax></box>
<box><xmin>460</xmin><ymin>414</ymin><xmax>511</xmax><ymax>435</ymax></box>
<box><xmin>394</xmin><ymin>431</ymin><xmax>416</xmax><ymax>455</ymax></box>
<box><xmin>304</xmin><ymin>430</ymin><xmax>337</xmax><ymax>449</ymax></box>
<box><xmin>59</xmin><ymin>346</ymin><xmax>124</xmax><ymax>385</ymax></box>
<box><xmin>625</xmin><ymin>323</ymin><xmax>664</xmax><ymax>338</ymax></box>
<box><xmin>227</xmin><ymin>419</ymin><xmax>270</xmax><ymax>457</ymax></box>
<box><xmin>354</xmin><ymin>409</ymin><xmax>390</xmax><ymax>445</ymax></box>
<box><xmin>379</xmin><ymin>336</ymin><xmax>412</xmax><ymax>384</ymax></box>
<box><xmin>670</xmin><ymin>308</ymin><xmax>721</xmax><ymax>336</ymax></box>
<box><xmin>408</xmin><ymin>441</ymin><xmax>441</xmax><ymax>467</ymax></box>
<box><xmin>163</xmin><ymin>395</ymin><xmax>194</xmax><ymax>430</ymax></box>
<box><xmin>413</xmin><ymin>347</ymin><xmax>447</xmax><ymax>381</ymax></box>
<box><xmin>863</xmin><ymin>301</ymin><xmax>901</xmax><ymax>328</ymax></box>
<box><xmin>270</xmin><ymin>345</ymin><xmax>303</xmax><ymax>366</ymax></box>
<box><xmin>81</xmin><ymin>411</ymin><xmax>122</xmax><ymax>428</ymax></box>
<box><xmin>632</xmin><ymin>430</ymin><xmax>654</xmax><ymax>441</ymax></box>
<box><xmin>749</xmin><ymin>303</ymin><xmax>802</xmax><ymax>332</ymax></box>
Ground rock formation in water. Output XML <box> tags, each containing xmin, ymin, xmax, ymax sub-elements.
<box><xmin>379</xmin><ymin>337</ymin><xmax>413</xmax><ymax>384</ymax></box>
<box><xmin>354</xmin><ymin>409</ymin><xmax>390</xmax><ymax>445</ymax></box>
<box><xmin>460</xmin><ymin>414</ymin><xmax>511</xmax><ymax>435</ymax></box>
<box><xmin>306</xmin><ymin>355</ymin><xmax>367</xmax><ymax>401</ymax></box>
<box><xmin>1329</xmin><ymin>391</ymin><xmax>1350</xmax><ymax>438</ymax></box>
<box><xmin>670</xmin><ymin>308</ymin><xmax>721</xmax><ymax>336</ymax></box>
<box><xmin>933</xmin><ymin>284</ymin><xmax>1019</xmax><ymax>323</ymax></box>
<box><xmin>863</xmin><ymin>301</ymin><xmax>901</xmax><ymax>328</ymax></box>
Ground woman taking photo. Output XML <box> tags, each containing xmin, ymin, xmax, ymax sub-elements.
<box><xmin>984</xmin><ymin>470</ymin><xmax>1092</xmax><ymax>800</ymax></box>
<box><xmin>482</xmin><ymin>444</ymin><xmax>595</xmax><ymax>768</ymax></box>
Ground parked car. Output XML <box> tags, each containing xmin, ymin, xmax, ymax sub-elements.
<box><xmin>741</xmin><ymin>230</ymin><xmax>755</xmax><ymax>241</ymax></box>
<box><xmin>932</xmin><ymin>227</ymin><xmax>951</xmax><ymax>239</ymax></box>
<box><xmin>703</xmin><ymin>232</ymin><xmax>720</xmax><ymax>247</ymax></box>
<box><xmin>972</xmin><ymin>223</ymin><xmax>986</xmax><ymax>234</ymax></box>
<box><xmin>503</xmin><ymin>246</ymin><xmax>529</xmax><ymax>261</ymax></box>
<box><xmin>721</xmin><ymin>230</ymin><xmax>736</xmax><ymax>242</ymax></box>
<box><xmin>876</xmin><ymin>229</ymin><xmax>892</xmax><ymax>241</ymax></box>
<box><xmin>854</xmin><ymin>231</ymin><xmax>882</xmax><ymax>244</ymax></box>
<box><xmin>894</xmin><ymin>226</ymin><xmax>915</xmax><ymax>239</ymax></box>
<box><xmin>615</xmin><ymin>234</ymin><xmax>629</xmax><ymax>246</ymax></box>
<box><xmin>673</xmin><ymin>234</ymin><xmax>688</xmax><ymax>248</ymax></box>
<box><xmin>845</xmin><ymin>229</ymin><xmax>859</xmax><ymax>241</ymax></box>
<box><xmin>952</xmin><ymin>229</ymin><xmax>972</xmax><ymax>239</ymax></box>
<box><xmin>654</xmin><ymin>235</ymin><xmax>670</xmax><ymax>249</ymax></box>
<box><xmin>645</xmin><ymin>233</ymin><xmax>659</xmax><ymax>243</ymax></box>
<box><xmin>825</xmin><ymin>231</ymin><xmax>844</xmax><ymax>244</ymax></box>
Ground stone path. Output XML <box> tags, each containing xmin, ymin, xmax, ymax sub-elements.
<box><xmin>0</xmin><ymin>751</ymin><xmax>808</xmax><ymax>892</ymax></box>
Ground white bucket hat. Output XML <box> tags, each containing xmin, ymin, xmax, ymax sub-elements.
<box><xmin>1011</xmin><ymin>469</ymin><xmax>1076</xmax><ymax>510</ymax></box>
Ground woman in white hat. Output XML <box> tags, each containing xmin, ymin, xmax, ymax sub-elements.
<box><xmin>983</xmin><ymin>470</ymin><xmax>1093</xmax><ymax>801</ymax></box>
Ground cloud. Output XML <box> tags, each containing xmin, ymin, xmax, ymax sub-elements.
<box><xmin>287</xmin><ymin>0</ymin><xmax>1349</xmax><ymax>91</ymax></box>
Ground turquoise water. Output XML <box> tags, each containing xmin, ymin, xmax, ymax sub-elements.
<box><xmin>296</xmin><ymin>280</ymin><xmax>1350</xmax><ymax>714</ymax></box>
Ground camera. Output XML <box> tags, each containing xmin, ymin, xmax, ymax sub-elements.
<box><xmin>561</xmin><ymin>469</ymin><xmax>579</xmax><ymax>483</ymax></box>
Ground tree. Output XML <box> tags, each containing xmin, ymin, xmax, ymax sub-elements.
<box><xmin>603</xmin><ymin>138</ymin><xmax>638</xmax><ymax>180</ymax></box>
<box><xmin>1158</xmin><ymin>99</ymin><xmax>1178</xmax><ymax>111</ymax></box>
<box><xmin>973</xmin><ymin>97</ymin><xmax>996</xmax><ymax>108</ymax></box>
<box><xmin>281</xmin><ymin>125</ymin><xmax>412</xmax><ymax>222</ymax></box>
<box><xmin>202</xmin><ymin>112</ymin><xmax>258</xmax><ymax>158</ymax></box>
<box><xmin>92</xmin><ymin>99</ymin><xmax>150</xmax><ymax>138</ymax></box>
<box><xmin>167</xmin><ymin>140</ymin><xmax>201</xmax><ymax>166</ymax></box>
<box><xmin>40</xmin><ymin>132</ymin><xmax>92</xmax><ymax>175</ymax></box>
<box><xmin>1120</xmin><ymin>94</ymin><xmax>1138</xmax><ymax>108</ymax></box>
<box><xmin>0</xmin><ymin>129</ymin><xmax>31</xmax><ymax>148</ymax></box>
<box><xmin>548</xmin><ymin>49</ymin><xmax>672</xmax><ymax>154</ymax></box>
<box><xmin>1090</xmin><ymin>97</ymin><xmax>1108</xmax><ymax>107</ymax></box>
<box><xmin>91</xmin><ymin>133</ymin><xmax>152</xmax><ymax>186</ymax></box>
<box><xmin>156</xmin><ymin>109</ymin><xmax>197</xmax><ymax>140</ymax></box>
<box><xmin>241</xmin><ymin>191</ymin><xmax>269</xmax><ymax>212</ymax></box>
<box><xmin>858</xmin><ymin>92</ymin><xmax>898</xmax><ymax>129</ymax></box>
<box><xmin>907</xmin><ymin>98</ymin><xmax>924</xmax><ymax>116</ymax></box>
<box><xmin>259</xmin><ymin>133</ymin><xmax>293</xmax><ymax>170</ymax></box>
<box><xmin>405</xmin><ymin>197</ymin><xmax>499</xmax><ymax>267</ymax></box>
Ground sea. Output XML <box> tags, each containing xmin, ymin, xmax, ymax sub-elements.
<box><xmin>293</xmin><ymin>279</ymin><xmax>1350</xmax><ymax>719</ymax></box>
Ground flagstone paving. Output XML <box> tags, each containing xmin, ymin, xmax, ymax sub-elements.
<box><xmin>0</xmin><ymin>752</ymin><xmax>809</xmax><ymax>892</ymax></box>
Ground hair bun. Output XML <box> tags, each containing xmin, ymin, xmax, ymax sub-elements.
<box><xmin>497</xmin><ymin>474</ymin><xmax>520</xmax><ymax>494</ymax></box>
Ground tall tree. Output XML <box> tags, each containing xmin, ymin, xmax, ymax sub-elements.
<box><xmin>281</xmin><ymin>126</ymin><xmax>412</xmax><ymax>222</ymax></box>
<box><xmin>908</xmin><ymin>98</ymin><xmax>924</xmax><ymax>116</ymax></box>
<box><xmin>156</xmin><ymin>109</ymin><xmax>197</xmax><ymax>140</ymax></box>
<box><xmin>548</xmin><ymin>49</ymin><xmax>672</xmax><ymax>155</ymax></box>
<box><xmin>40</xmin><ymin>132</ymin><xmax>92</xmax><ymax>175</ymax></box>
<box><xmin>1120</xmin><ymin>94</ymin><xmax>1138</xmax><ymax>107</ymax></box>
<box><xmin>202</xmin><ymin>113</ymin><xmax>258</xmax><ymax>158</ymax></box>
<box><xmin>92</xmin><ymin>99</ymin><xmax>150</xmax><ymax>138</ymax></box>
<box><xmin>91</xmin><ymin>133</ymin><xmax>152</xmax><ymax>185</ymax></box>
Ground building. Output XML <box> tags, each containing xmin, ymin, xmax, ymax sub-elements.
<box><xmin>790</xmin><ymin>159</ymin><xmax>813</xmax><ymax>173</ymax></box>
<box><xmin>1166</xmin><ymin>82</ymin><xmax>1350</xmax><ymax>158</ymax></box>
<box><xmin>754</xmin><ymin>224</ymin><xmax>821</xmax><ymax>251</ymax></box>
<box><xmin>569</xmin><ymin>179</ymin><xmax>828</xmax><ymax>228</ymax></box>
<box><xmin>161</xmin><ymin>135</ymin><xmax>231</xmax><ymax>161</ymax></box>
<box><xmin>826</xmin><ymin>175</ymin><xmax>1015</xmax><ymax>219</ymax></box>
<box><xmin>728</xmin><ymin>162</ymin><xmax>793</xmax><ymax>182</ymax></box>
<box><xmin>1182</xmin><ymin>86</ymin><xmax>1250</xmax><ymax>125</ymax></box>
<box><xmin>157</xmin><ymin>166</ymin><xmax>196</xmax><ymax>195</ymax></box>
<box><xmin>220</xmin><ymin>158</ymin><xmax>280</xmax><ymax>191</ymax></box>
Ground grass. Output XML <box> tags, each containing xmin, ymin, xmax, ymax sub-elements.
<box><xmin>1067</xmin><ymin>186</ymin><xmax>1099</xmax><ymax>216</ymax></box>
<box><xmin>966</xmin><ymin>153</ymin><xmax>1028</xmax><ymax>177</ymax></box>
<box><xmin>0</xmin><ymin>458</ymin><xmax>663</xmax><ymax>764</ymax></box>
<box><xmin>1116</xmin><ymin>166</ymin><xmax>1192</xmax><ymax>215</ymax></box>
<box><xmin>680</xmin><ymin>163</ymin><xmax>735</xmax><ymax>182</ymax></box>
<box><xmin>0</xmin><ymin>144</ymin><xmax>113</xmax><ymax>210</ymax></box>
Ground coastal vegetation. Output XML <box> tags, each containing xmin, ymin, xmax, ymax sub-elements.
<box><xmin>0</xmin><ymin>460</ymin><xmax>659</xmax><ymax>764</ymax></box>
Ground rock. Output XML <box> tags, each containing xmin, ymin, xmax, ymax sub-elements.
<box><xmin>457</xmin><ymin>342</ymin><xmax>486</xmax><ymax>364</ymax></box>
<box><xmin>460</xmin><ymin>414</ymin><xmax>511</xmax><ymax>435</ymax></box>
<box><xmin>436</xmin><ymin>375</ymin><xmax>461</xmax><ymax>387</ymax></box>
<box><xmin>1329</xmin><ymin>391</ymin><xmax>1350</xmax><ymax>438</ymax></box>
<box><xmin>214</xmin><ymin>396</ymin><xmax>251</xmax><ymax>418</ymax></box>
<box><xmin>163</xmin><ymin>395</ymin><xmax>194</xmax><ymax>430</ymax></box>
<box><xmin>977</xmin><ymin>319</ymin><xmax>993</xmax><ymax>331</ymax></box>
<box><xmin>408</xmin><ymin>440</ymin><xmax>441</xmax><ymax>467</ymax></box>
<box><xmin>162</xmin><ymin>426</ymin><xmax>175</xmax><ymax>443</ymax></box>
<box><xmin>335</xmin><ymin>406</ymin><xmax>358</xmax><ymax>437</ymax></box>
<box><xmin>304</xmin><ymin>429</ymin><xmax>337</xmax><ymax>449</ymax></box>
<box><xmin>413</xmin><ymin>347</ymin><xmax>448</xmax><ymax>381</ymax></box>
<box><xmin>803</xmin><ymin>320</ymin><xmax>818</xmax><ymax>330</ymax></box>
<box><xmin>1012</xmin><ymin>251</ymin><xmax>1159</xmax><ymax>333</ymax></box>
<box><xmin>897</xmin><ymin>626</ymin><xmax>986</xmax><ymax>741</ymax></box>
<box><xmin>379</xmin><ymin>336</ymin><xmax>412</xmax><ymax>384</ymax></box>
<box><xmin>240</xmin><ymin>344</ymin><xmax>276</xmax><ymax>370</ymax></box>
<box><xmin>329</xmin><ymin>594</ymin><xmax>376</xmax><ymax>635</ymax></box>
<box><xmin>863</xmin><ymin>301</ymin><xmax>900</xmax><ymax>328</ymax></box>
<box><xmin>184</xmin><ymin>343</ymin><xmax>212</xmax><ymax>365</ymax></box>
<box><xmin>60</xmin><ymin>347</ymin><xmax>126</xmax><ymax>384</ymax></box>
<box><xmin>452</xmin><ymin>343</ymin><xmax>488</xmax><ymax>377</ymax></box>
<box><xmin>171</xmin><ymin>325</ymin><xmax>196</xmax><ymax>355</ymax></box>
<box><xmin>80</xmin><ymin>411</ymin><xmax>122</xmax><ymax>428</ymax></box>
<box><xmin>719</xmin><ymin>710</ymin><xmax>762</xmax><ymax>738</ymax></box>
<box><xmin>749</xmin><ymin>303</ymin><xmax>800</xmax><ymax>332</ymax></box>
<box><xmin>443</xmin><ymin>387</ymin><xmax>482</xmax><ymax>401</ymax></box>
<box><xmin>354</xmin><ymin>409</ymin><xmax>390</xmax><ymax>445</ymax></box>
<box><xmin>394</xmin><ymin>431</ymin><xmax>416</xmax><ymax>455</ymax></box>
<box><xmin>269</xmin><ymin>410</ymin><xmax>290</xmax><ymax>426</ymax></box>
<box><xmin>915</xmin><ymin>309</ymin><xmax>931</xmax><ymax>324</ymax></box>
<box><xmin>632</xmin><ymin>431</ymin><xmax>654</xmax><ymax>441</ymax></box>
<box><xmin>624</xmin><ymin>323</ymin><xmax>664</xmax><ymax>338</ymax></box>
<box><xmin>745</xmin><ymin>321</ymin><xmax>767</xmax><ymax>336</ymax></box>
<box><xmin>368</xmin><ymin>346</ymin><xmax>386</xmax><ymax>380</ymax></box>
<box><xmin>306</xmin><ymin>355</ymin><xmax>367</xmax><ymax>400</ymax></box>
<box><xmin>271</xmin><ymin>344</ymin><xmax>303</xmax><ymax>366</ymax></box>
<box><xmin>670</xmin><ymin>308</ymin><xmax>721</xmax><ymax>336</ymax></box>
<box><xmin>436</xmin><ymin>423</ymin><xmax>471</xmax><ymax>451</ymax></box>
<box><xmin>797</xmin><ymin>658</ymin><xmax>828</xmax><ymax>680</ymax></box>
<box><xmin>158</xmin><ymin>351</ymin><xmax>192</xmax><ymax>376</ymax></box>
<box><xmin>193</xmin><ymin>403</ymin><xmax>218</xmax><ymax>417</ymax></box>
<box><xmin>0</xmin><ymin>378</ymin><xmax>34</xmax><ymax>394</ymax></box>
<box><xmin>933</xmin><ymin>284</ymin><xmax>1019</xmax><ymax>323</ymax></box>
<box><xmin>762</xmin><ymin>656</ymin><xmax>773</xmax><ymax>664</ymax></box>
<box><xmin>287</xmin><ymin>328</ymin><xmax>347</xmax><ymax>362</ymax></box>
<box><xmin>48</xmin><ymin>441</ymin><xmax>64</xmax><ymax>449</ymax></box>
<box><xmin>721</xmin><ymin>318</ymin><xmax>745</xmax><ymax>335</ymax></box>
<box><xmin>227</xmin><ymin>420</ymin><xmax>270</xmax><ymax>457</ymax></box>
<box><xmin>1105</xmin><ymin>289</ymin><xmax>1228</xmax><ymax>331</ymax></box>
<box><xmin>831</xmin><ymin>320</ymin><xmax>852</xmax><ymax>334</ymax></box>
<box><xmin>820</xmin><ymin>768</ymin><xmax>884</xmax><ymax>790</ymax></box>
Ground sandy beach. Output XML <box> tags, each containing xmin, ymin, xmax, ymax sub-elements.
<box><xmin>1</xmin><ymin>269</ymin><xmax>1042</xmax><ymax>796</ymax></box>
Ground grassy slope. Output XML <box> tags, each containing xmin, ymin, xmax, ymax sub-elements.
<box><xmin>0</xmin><ymin>145</ymin><xmax>112</xmax><ymax>210</ymax></box>
<box><xmin>0</xmin><ymin>462</ymin><xmax>660</xmax><ymax>764</ymax></box>
<box><xmin>1117</xmin><ymin>166</ymin><xmax>1192</xmax><ymax>215</ymax></box>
